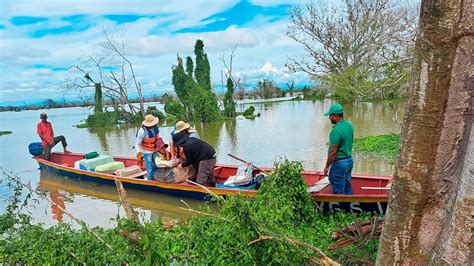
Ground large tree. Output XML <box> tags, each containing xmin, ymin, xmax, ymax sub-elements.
<box><xmin>376</xmin><ymin>0</ymin><xmax>473</xmax><ymax>264</ymax></box>
<box><xmin>171</xmin><ymin>40</ymin><xmax>222</xmax><ymax>123</ymax></box>
<box><xmin>288</xmin><ymin>0</ymin><xmax>418</xmax><ymax>101</ymax></box>
<box><xmin>194</xmin><ymin>40</ymin><xmax>212</xmax><ymax>91</ymax></box>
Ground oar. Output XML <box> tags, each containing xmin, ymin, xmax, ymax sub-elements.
<box><xmin>227</xmin><ymin>153</ymin><xmax>270</xmax><ymax>174</ymax></box>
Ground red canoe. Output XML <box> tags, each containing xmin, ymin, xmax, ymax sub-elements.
<box><xmin>34</xmin><ymin>152</ymin><xmax>391</xmax><ymax>214</ymax></box>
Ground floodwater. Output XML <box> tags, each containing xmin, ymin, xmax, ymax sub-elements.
<box><xmin>0</xmin><ymin>99</ymin><xmax>403</xmax><ymax>227</ymax></box>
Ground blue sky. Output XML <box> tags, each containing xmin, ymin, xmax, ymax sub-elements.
<box><xmin>0</xmin><ymin>0</ymin><xmax>311</xmax><ymax>106</ymax></box>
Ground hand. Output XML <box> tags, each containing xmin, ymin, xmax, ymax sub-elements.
<box><xmin>136</xmin><ymin>152</ymin><xmax>144</xmax><ymax>161</ymax></box>
<box><xmin>324</xmin><ymin>166</ymin><xmax>330</xmax><ymax>176</ymax></box>
<box><xmin>176</xmin><ymin>164</ymin><xmax>183</xmax><ymax>170</ymax></box>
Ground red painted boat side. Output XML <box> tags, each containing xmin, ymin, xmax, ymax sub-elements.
<box><xmin>35</xmin><ymin>152</ymin><xmax>391</xmax><ymax>203</ymax></box>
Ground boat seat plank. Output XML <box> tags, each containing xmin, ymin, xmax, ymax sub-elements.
<box><xmin>307</xmin><ymin>177</ymin><xmax>330</xmax><ymax>193</ymax></box>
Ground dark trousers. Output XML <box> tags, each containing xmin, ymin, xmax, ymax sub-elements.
<box><xmin>43</xmin><ymin>136</ymin><xmax>68</xmax><ymax>161</ymax></box>
<box><xmin>329</xmin><ymin>157</ymin><xmax>354</xmax><ymax>195</ymax></box>
<box><xmin>196</xmin><ymin>158</ymin><xmax>216</xmax><ymax>186</ymax></box>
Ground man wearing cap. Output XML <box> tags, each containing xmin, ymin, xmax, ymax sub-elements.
<box><xmin>135</xmin><ymin>114</ymin><xmax>161</xmax><ymax>180</ymax></box>
<box><xmin>323</xmin><ymin>103</ymin><xmax>354</xmax><ymax>194</ymax></box>
<box><xmin>37</xmin><ymin>112</ymin><xmax>70</xmax><ymax>160</ymax></box>
<box><xmin>172</xmin><ymin>131</ymin><xmax>217</xmax><ymax>186</ymax></box>
<box><xmin>152</xmin><ymin>141</ymin><xmax>180</xmax><ymax>183</ymax></box>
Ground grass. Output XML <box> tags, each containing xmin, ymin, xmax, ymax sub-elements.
<box><xmin>0</xmin><ymin>131</ymin><xmax>12</xmax><ymax>136</ymax></box>
<box><xmin>354</xmin><ymin>133</ymin><xmax>400</xmax><ymax>159</ymax></box>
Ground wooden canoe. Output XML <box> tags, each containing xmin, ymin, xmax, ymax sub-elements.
<box><xmin>34</xmin><ymin>152</ymin><xmax>391</xmax><ymax>214</ymax></box>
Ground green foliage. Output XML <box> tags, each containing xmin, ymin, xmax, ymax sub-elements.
<box><xmin>255</xmin><ymin>79</ymin><xmax>283</xmax><ymax>99</ymax></box>
<box><xmin>302</xmin><ymin>86</ymin><xmax>328</xmax><ymax>100</ymax></box>
<box><xmin>194</xmin><ymin>40</ymin><xmax>211</xmax><ymax>91</ymax></box>
<box><xmin>171</xmin><ymin>40</ymin><xmax>223</xmax><ymax>123</ymax></box>
<box><xmin>164</xmin><ymin>98</ymin><xmax>187</xmax><ymax>120</ymax></box>
<box><xmin>144</xmin><ymin>106</ymin><xmax>165</xmax><ymax>122</ymax></box>
<box><xmin>223</xmin><ymin>77</ymin><xmax>236</xmax><ymax>117</ymax></box>
<box><xmin>0</xmin><ymin>160</ymin><xmax>379</xmax><ymax>264</ymax></box>
<box><xmin>354</xmin><ymin>133</ymin><xmax>400</xmax><ymax>159</ymax></box>
<box><xmin>185</xmin><ymin>56</ymin><xmax>194</xmax><ymax>76</ymax></box>
<box><xmin>243</xmin><ymin>106</ymin><xmax>255</xmax><ymax>116</ymax></box>
<box><xmin>84</xmin><ymin>111</ymin><xmax>121</xmax><ymax>127</ymax></box>
<box><xmin>0</xmin><ymin>131</ymin><xmax>12</xmax><ymax>136</ymax></box>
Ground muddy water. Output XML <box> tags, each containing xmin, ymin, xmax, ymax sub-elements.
<box><xmin>0</xmin><ymin>99</ymin><xmax>403</xmax><ymax>227</ymax></box>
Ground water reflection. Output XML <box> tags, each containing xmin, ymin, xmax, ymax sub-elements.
<box><xmin>38</xmin><ymin>169</ymin><xmax>201</xmax><ymax>226</ymax></box>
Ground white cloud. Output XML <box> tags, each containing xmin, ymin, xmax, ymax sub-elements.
<box><xmin>0</xmin><ymin>1</ymin><xmax>314</xmax><ymax>104</ymax></box>
<box><xmin>127</xmin><ymin>26</ymin><xmax>259</xmax><ymax>57</ymax></box>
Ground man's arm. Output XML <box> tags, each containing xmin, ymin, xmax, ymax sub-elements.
<box><xmin>324</xmin><ymin>144</ymin><xmax>339</xmax><ymax>176</ymax></box>
<box><xmin>181</xmin><ymin>146</ymin><xmax>192</xmax><ymax>167</ymax></box>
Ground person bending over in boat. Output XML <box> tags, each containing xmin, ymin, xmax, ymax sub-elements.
<box><xmin>172</xmin><ymin>131</ymin><xmax>217</xmax><ymax>187</ymax></box>
<box><xmin>323</xmin><ymin>103</ymin><xmax>354</xmax><ymax>195</ymax></box>
<box><xmin>152</xmin><ymin>139</ymin><xmax>180</xmax><ymax>183</ymax></box>
<box><xmin>37</xmin><ymin>112</ymin><xmax>71</xmax><ymax>160</ymax></box>
<box><xmin>169</xmin><ymin>120</ymin><xmax>200</xmax><ymax>157</ymax></box>
<box><xmin>135</xmin><ymin>114</ymin><xmax>160</xmax><ymax>180</ymax></box>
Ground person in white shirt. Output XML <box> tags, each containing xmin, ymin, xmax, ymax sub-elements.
<box><xmin>134</xmin><ymin>114</ymin><xmax>160</xmax><ymax>180</ymax></box>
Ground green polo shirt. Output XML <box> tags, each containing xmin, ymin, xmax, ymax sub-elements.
<box><xmin>328</xmin><ymin>119</ymin><xmax>354</xmax><ymax>160</ymax></box>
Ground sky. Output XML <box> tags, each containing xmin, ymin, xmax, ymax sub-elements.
<box><xmin>0</xmin><ymin>0</ymin><xmax>311</xmax><ymax>106</ymax></box>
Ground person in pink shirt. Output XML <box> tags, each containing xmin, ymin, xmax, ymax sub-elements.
<box><xmin>37</xmin><ymin>112</ymin><xmax>70</xmax><ymax>160</ymax></box>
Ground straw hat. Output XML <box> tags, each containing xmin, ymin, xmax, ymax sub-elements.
<box><xmin>175</xmin><ymin>121</ymin><xmax>191</xmax><ymax>134</ymax></box>
<box><xmin>142</xmin><ymin>114</ymin><xmax>159</xmax><ymax>127</ymax></box>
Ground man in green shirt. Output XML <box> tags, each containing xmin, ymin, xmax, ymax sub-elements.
<box><xmin>323</xmin><ymin>103</ymin><xmax>354</xmax><ymax>194</ymax></box>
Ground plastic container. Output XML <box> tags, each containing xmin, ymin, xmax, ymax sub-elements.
<box><xmin>77</xmin><ymin>155</ymin><xmax>114</xmax><ymax>171</ymax></box>
<box><xmin>28</xmin><ymin>142</ymin><xmax>43</xmax><ymax>156</ymax></box>
<box><xmin>95</xmin><ymin>161</ymin><xmax>125</xmax><ymax>173</ymax></box>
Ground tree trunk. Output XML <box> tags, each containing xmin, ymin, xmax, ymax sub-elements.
<box><xmin>94</xmin><ymin>83</ymin><xmax>103</xmax><ymax>113</ymax></box>
<box><xmin>376</xmin><ymin>0</ymin><xmax>473</xmax><ymax>264</ymax></box>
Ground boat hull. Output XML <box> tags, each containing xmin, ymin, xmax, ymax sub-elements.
<box><xmin>35</xmin><ymin>152</ymin><xmax>391</xmax><ymax>214</ymax></box>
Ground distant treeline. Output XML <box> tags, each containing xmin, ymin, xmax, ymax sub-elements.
<box><xmin>0</xmin><ymin>94</ymin><xmax>169</xmax><ymax>112</ymax></box>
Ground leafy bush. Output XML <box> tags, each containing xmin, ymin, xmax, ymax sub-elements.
<box><xmin>0</xmin><ymin>131</ymin><xmax>12</xmax><ymax>136</ymax></box>
<box><xmin>0</xmin><ymin>160</ymin><xmax>380</xmax><ymax>264</ymax></box>
<box><xmin>84</xmin><ymin>111</ymin><xmax>121</xmax><ymax>127</ymax></box>
<box><xmin>243</xmin><ymin>106</ymin><xmax>255</xmax><ymax>116</ymax></box>
<box><xmin>164</xmin><ymin>98</ymin><xmax>187</xmax><ymax>120</ymax></box>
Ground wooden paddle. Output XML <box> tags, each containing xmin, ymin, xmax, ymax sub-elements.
<box><xmin>227</xmin><ymin>153</ymin><xmax>270</xmax><ymax>174</ymax></box>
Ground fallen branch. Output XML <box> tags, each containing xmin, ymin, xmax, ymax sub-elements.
<box><xmin>114</xmin><ymin>178</ymin><xmax>140</xmax><ymax>224</ymax></box>
<box><xmin>329</xmin><ymin>218</ymin><xmax>383</xmax><ymax>250</ymax></box>
<box><xmin>179</xmin><ymin>199</ymin><xmax>230</xmax><ymax>222</ymax></box>
<box><xmin>186</xmin><ymin>180</ymin><xmax>224</xmax><ymax>201</ymax></box>
<box><xmin>248</xmin><ymin>233</ymin><xmax>340</xmax><ymax>266</ymax></box>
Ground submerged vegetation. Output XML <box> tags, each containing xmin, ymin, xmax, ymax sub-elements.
<box><xmin>0</xmin><ymin>160</ymin><xmax>379</xmax><ymax>264</ymax></box>
<box><xmin>0</xmin><ymin>131</ymin><xmax>12</xmax><ymax>136</ymax></box>
<box><xmin>354</xmin><ymin>134</ymin><xmax>400</xmax><ymax>159</ymax></box>
<box><xmin>77</xmin><ymin>106</ymin><xmax>166</xmax><ymax>128</ymax></box>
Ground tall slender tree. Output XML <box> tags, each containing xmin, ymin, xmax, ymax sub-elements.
<box><xmin>194</xmin><ymin>40</ymin><xmax>211</xmax><ymax>91</ymax></box>
<box><xmin>223</xmin><ymin>77</ymin><xmax>236</xmax><ymax>117</ymax></box>
<box><xmin>185</xmin><ymin>56</ymin><xmax>194</xmax><ymax>77</ymax></box>
<box><xmin>376</xmin><ymin>0</ymin><xmax>473</xmax><ymax>264</ymax></box>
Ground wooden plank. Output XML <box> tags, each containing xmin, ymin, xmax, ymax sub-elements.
<box><xmin>308</xmin><ymin>177</ymin><xmax>330</xmax><ymax>193</ymax></box>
